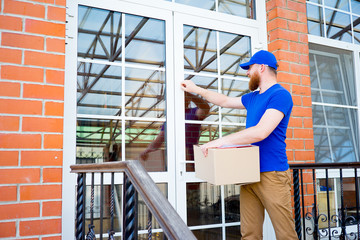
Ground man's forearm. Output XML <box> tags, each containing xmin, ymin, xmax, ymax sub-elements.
<box><xmin>196</xmin><ymin>87</ymin><xmax>230</xmax><ymax>108</ymax></box>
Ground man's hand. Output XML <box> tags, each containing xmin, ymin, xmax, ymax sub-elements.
<box><xmin>181</xmin><ymin>80</ymin><xmax>202</xmax><ymax>94</ymax></box>
<box><xmin>200</xmin><ymin>139</ymin><xmax>224</xmax><ymax>157</ymax></box>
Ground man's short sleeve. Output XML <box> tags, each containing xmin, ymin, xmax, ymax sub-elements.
<box><xmin>241</xmin><ymin>92</ymin><xmax>251</xmax><ymax>109</ymax></box>
<box><xmin>267</xmin><ymin>89</ymin><xmax>293</xmax><ymax>116</ymax></box>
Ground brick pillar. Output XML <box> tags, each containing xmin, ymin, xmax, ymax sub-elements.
<box><xmin>0</xmin><ymin>0</ymin><xmax>66</xmax><ymax>238</ymax></box>
<box><xmin>266</xmin><ymin>0</ymin><xmax>316</xmax><ymax>212</ymax></box>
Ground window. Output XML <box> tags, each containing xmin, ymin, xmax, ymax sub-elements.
<box><xmin>309</xmin><ymin>44</ymin><xmax>359</xmax><ymax>163</ymax></box>
<box><xmin>76</xmin><ymin>6</ymin><xmax>167</xmax><ymax>171</ymax></box>
<box><xmin>306</xmin><ymin>0</ymin><xmax>360</xmax><ymax>44</ymax></box>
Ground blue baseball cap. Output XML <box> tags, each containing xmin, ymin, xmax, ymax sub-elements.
<box><xmin>239</xmin><ymin>50</ymin><xmax>278</xmax><ymax>70</ymax></box>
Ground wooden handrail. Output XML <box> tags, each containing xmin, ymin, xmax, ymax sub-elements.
<box><xmin>71</xmin><ymin>160</ymin><xmax>196</xmax><ymax>240</ymax></box>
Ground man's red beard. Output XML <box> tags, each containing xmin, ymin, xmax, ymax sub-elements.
<box><xmin>249</xmin><ymin>71</ymin><xmax>260</xmax><ymax>91</ymax></box>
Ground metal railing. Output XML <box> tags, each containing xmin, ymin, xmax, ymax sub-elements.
<box><xmin>290</xmin><ymin>162</ymin><xmax>360</xmax><ymax>240</ymax></box>
<box><xmin>71</xmin><ymin>160</ymin><xmax>196</xmax><ymax>240</ymax></box>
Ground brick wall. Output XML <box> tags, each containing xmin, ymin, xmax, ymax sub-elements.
<box><xmin>0</xmin><ymin>0</ymin><xmax>66</xmax><ymax>238</ymax></box>
<box><xmin>266</xmin><ymin>0</ymin><xmax>315</xmax><ymax>212</ymax></box>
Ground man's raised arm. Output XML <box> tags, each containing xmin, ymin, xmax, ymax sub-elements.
<box><xmin>181</xmin><ymin>80</ymin><xmax>245</xmax><ymax>109</ymax></box>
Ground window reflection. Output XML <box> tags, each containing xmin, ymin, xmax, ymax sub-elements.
<box><xmin>218</xmin><ymin>0</ymin><xmax>255</xmax><ymax>19</ymax></box>
<box><xmin>221</xmin><ymin>79</ymin><xmax>248</xmax><ymax>123</ymax></box>
<box><xmin>219</xmin><ymin>31</ymin><xmax>250</xmax><ymax>77</ymax></box>
<box><xmin>78</xmin><ymin>6</ymin><xmax>123</xmax><ymax>61</ymax></box>
<box><xmin>187</xmin><ymin>183</ymin><xmax>222</xmax><ymax>226</ymax></box>
<box><xmin>325</xmin><ymin>9</ymin><xmax>352</xmax><ymax>42</ymax></box>
<box><xmin>77</xmin><ymin>62</ymin><xmax>122</xmax><ymax>116</ymax></box>
<box><xmin>307</xmin><ymin>1</ymin><xmax>359</xmax><ymax>44</ymax></box>
<box><xmin>185</xmin><ymin>75</ymin><xmax>219</xmax><ymax>122</ymax></box>
<box><xmin>127</xmin><ymin>121</ymin><xmax>167</xmax><ymax>172</ymax></box>
<box><xmin>77</xmin><ymin>6</ymin><xmax>167</xmax><ymax>172</ymax></box>
<box><xmin>307</xmin><ymin>4</ymin><xmax>325</xmax><ymax>37</ymax></box>
<box><xmin>309</xmin><ymin>45</ymin><xmax>359</xmax><ymax>163</ymax></box>
<box><xmin>176</xmin><ymin>0</ymin><xmax>216</xmax><ymax>11</ymax></box>
<box><xmin>224</xmin><ymin>185</ymin><xmax>240</xmax><ymax>223</ymax></box>
<box><xmin>176</xmin><ymin>0</ymin><xmax>255</xmax><ymax>19</ymax></box>
<box><xmin>226</xmin><ymin>226</ymin><xmax>241</xmax><ymax>239</ymax></box>
<box><xmin>76</xmin><ymin>118</ymin><xmax>122</xmax><ymax>164</ymax></box>
<box><xmin>125</xmin><ymin>15</ymin><xmax>165</xmax><ymax>67</ymax></box>
<box><xmin>353</xmin><ymin>16</ymin><xmax>360</xmax><ymax>44</ymax></box>
<box><xmin>125</xmin><ymin>68</ymin><xmax>165</xmax><ymax>118</ymax></box>
<box><xmin>184</xmin><ymin>26</ymin><xmax>218</xmax><ymax>75</ymax></box>
<box><xmin>192</xmin><ymin>227</ymin><xmax>222</xmax><ymax>239</ymax></box>
<box><xmin>186</xmin><ymin>124</ymin><xmax>219</xmax><ymax>171</ymax></box>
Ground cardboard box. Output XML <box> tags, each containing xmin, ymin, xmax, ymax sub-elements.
<box><xmin>193</xmin><ymin>145</ymin><xmax>260</xmax><ymax>185</ymax></box>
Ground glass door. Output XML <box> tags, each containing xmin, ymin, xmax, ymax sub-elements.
<box><xmin>65</xmin><ymin>0</ymin><xmax>271</xmax><ymax>238</ymax></box>
<box><xmin>173</xmin><ymin>12</ymin><xmax>263</xmax><ymax>239</ymax></box>
<box><xmin>75</xmin><ymin>1</ymin><xmax>176</xmax><ymax>237</ymax></box>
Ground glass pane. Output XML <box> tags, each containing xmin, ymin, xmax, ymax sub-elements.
<box><xmin>126</xmin><ymin>121</ymin><xmax>167</xmax><ymax>172</ymax></box>
<box><xmin>329</xmin><ymin>128</ymin><xmax>357</xmax><ymax>162</ymax></box>
<box><xmin>325</xmin><ymin>9</ymin><xmax>352</xmax><ymax>43</ymax></box>
<box><xmin>224</xmin><ymin>185</ymin><xmax>240</xmax><ymax>223</ymax></box>
<box><xmin>312</xmin><ymin>105</ymin><xmax>326</xmax><ymax>126</ymax></box>
<box><xmin>125</xmin><ymin>14</ymin><xmax>165</xmax><ymax>68</ymax></box>
<box><xmin>77</xmin><ymin>118</ymin><xmax>122</xmax><ymax>164</ymax></box>
<box><xmin>77</xmin><ymin>62</ymin><xmax>122</xmax><ymax>116</ymax></box>
<box><xmin>314</xmin><ymin>127</ymin><xmax>332</xmax><ymax>163</ymax></box>
<box><xmin>222</xmin><ymin>125</ymin><xmax>246</xmax><ymax>139</ymax></box>
<box><xmin>307</xmin><ymin>4</ymin><xmax>325</xmax><ymax>37</ymax></box>
<box><xmin>78</xmin><ymin>6</ymin><xmax>122</xmax><ymax>61</ymax></box>
<box><xmin>176</xmin><ymin>0</ymin><xmax>216</xmax><ymax>10</ymax></box>
<box><xmin>187</xmin><ymin>183</ymin><xmax>222</xmax><ymax>226</ymax></box>
<box><xmin>351</xmin><ymin>0</ymin><xmax>360</xmax><ymax>14</ymax></box>
<box><xmin>125</xmin><ymin>68</ymin><xmax>166</xmax><ymax>118</ymax></box>
<box><xmin>310</xmin><ymin>47</ymin><xmax>357</xmax><ymax>106</ymax></box>
<box><xmin>192</xmin><ymin>228</ymin><xmax>222</xmax><ymax>239</ymax></box>
<box><xmin>184</xmin><ymin>26</ymin><xmax>217</xmax><ymax>75</ymax></box>
<box><xmin>324</xmin><ymin>0</ymin><xmax>350</xmax><ymax>11</ymax></box>
<box><xmin>219</xmin><ymin>31</ymin><xmax>250</xmax><ymax>78</ymax></box>
<box><xmin>218</xmin><ymin>0</ymin><xmax>255</xmax><ymax>19</ymax></box>
<box><xmin>226</xmin><ymin>226</ymin><xmax>241</xmax><ymax>239</ymax></box>
<box><xmin>325</xmin><ymin>106</ymin><xmax>358</xmax><ymax>127</ymax></box>
<box><xmin>353</xmin><ymin>16</ymin><xmax>360</xmax><ymax>44</ymax></box>
<box><xmin>184</xmin><ymin>75</ymin><xmax>219</xmax><ymax>122</ymax></box>
<box><xmin>186</xmin><ymin>124</ymin><xmax>219</xmax><ymax>171</ymax></box>
<box><xmin>221</xmin><ymin>79</ymin><xmax>248</xmax><ymax>123</ymax></box>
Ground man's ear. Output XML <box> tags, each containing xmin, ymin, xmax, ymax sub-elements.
<box><xmin>260</xmin><ymin>64</ymin><xmax>267</xmax><ymax>73</ymax></box>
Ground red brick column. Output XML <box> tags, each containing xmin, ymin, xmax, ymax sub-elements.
<box><xmin>0</xmin><ymin>0</ymin><xmax>66</xmax><ymax>238</ymax></box>
<box><xmin>266</xmin><ymin>0</ymin><xmax>316</xmax><ymax>210</ymax></box>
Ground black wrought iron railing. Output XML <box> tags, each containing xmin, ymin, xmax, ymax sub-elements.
<box><xmin>71</xmin><ymin>160</ymin><xmax>196</xmax><ymax>240</ymax></box>
<box><xmin>290</xmin><ymin>162</ymin><xmax>360</xmax><ymax>240</ymax></box>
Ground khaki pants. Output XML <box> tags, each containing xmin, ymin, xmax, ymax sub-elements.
<box><xmin>240</xmin><ymin>170</ymin><xmax>298</xmax><ymax>240</ymax></box>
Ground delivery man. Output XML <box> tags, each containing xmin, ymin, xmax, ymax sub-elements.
<box><xmin>180</xmin><ymin>50</ymin><xmax>297</xmax><ymax>240</ymax></box>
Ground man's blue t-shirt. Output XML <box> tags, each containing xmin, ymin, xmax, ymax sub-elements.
<box><xmin>241</xmin><ymin>84</ymin><xmax>293</xmax><ymax>172</ymax></box>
